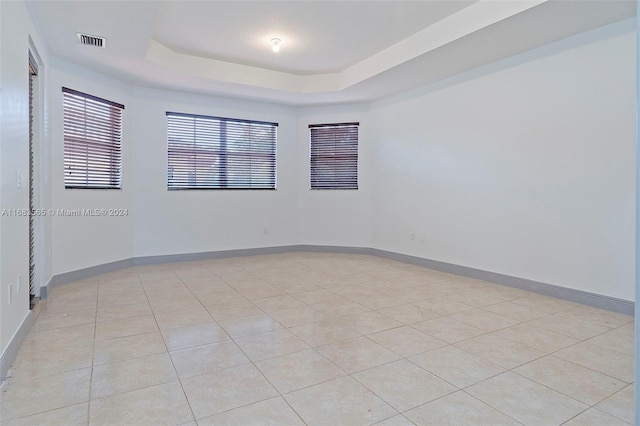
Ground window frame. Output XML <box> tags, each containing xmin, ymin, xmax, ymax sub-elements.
<box><xmin>62</xmin><ymin>87</ymin><xmax>124</xmax><ymax>190</ymax></box>
<box><xmin>309</xmin><ymin>122</ymin><xmax>359</xmax><ymax>190</ymax></box>
<box><xmin>166</xmin><ymin>111</ymin><xmax>278</xmax><ymax>190</ymax></box>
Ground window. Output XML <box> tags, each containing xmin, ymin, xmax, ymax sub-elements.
<box><xmin>167</xmin><ymin>112</ymin><xmax>277</xmax><ymax>190</ymax></box>
<box><xmin>63</xmin><ymin>87</ymin><xmax>123</xmax><ymax>189</ymax></box>
<box><xmin>309</xmin><ymin>122</ymin><xmax>359</xmax><ymax>190</ymax></box>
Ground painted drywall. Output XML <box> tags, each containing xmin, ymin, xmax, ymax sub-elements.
<box><xmin>47</xmin><ymin>58</ymin><xmax>134</xmax><ymax>274</ymax></box>
<box><xmin>130</xmin><ymin>87</ymin><xmax>300</xmax><ymax>257</ymax></box>
<box><xmin>297</xmin><ymin>104</ymin><xmax>373</xmax><ymax>247</ymax></box>
<box><xmin>371</xmin><ymin>19</ymin><xmax>636</xmax><ymax>301</ymax></box>
<box><xmin>0</xmin><ymin>0</ymin><xmax>49</xmax><ymax>363</ymax></box>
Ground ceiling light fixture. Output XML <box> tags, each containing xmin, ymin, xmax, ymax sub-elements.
<box><xmin>270</xmin><ymin>38</ymin><xmax>281</xmax><ymax>53</ymax></box>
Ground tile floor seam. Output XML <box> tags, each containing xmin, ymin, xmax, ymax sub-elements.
<box><xmin>4</xmin><ymin>253</ymin><xmax>633</xmax><ymax>426</ymax></box>
<box><xmin>138</xmin><ymin>270</ymin><xmax>198</xmax><ymax>425</ymax></box>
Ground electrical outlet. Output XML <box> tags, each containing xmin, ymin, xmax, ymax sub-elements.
<box><xmin>8</xmin><ymin>283</ymin><xmax>12</xmax><ymax>304</ymax></box>
<box><xmin>16</xmin><ymin>275</ymin><xmax>20</xmax><ymax>293</ymax></box>
<box><xmin>263</xmin><ymin>227</ymin><xmax>268</xmax><ymax>235</ymax></box>
<box><xmin>420</xmin><ymin>233</ymin><xmax>426</xmax><ymax>243</ymax></box>
<box><xmin>411</xmin><ymin>233</ymin><xmax>415</xmax><ymax>242</ymax></box>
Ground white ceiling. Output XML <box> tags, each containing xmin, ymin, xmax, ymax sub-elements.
<box><xmin>27</xmin><ymin>0</ymin><xmax>636</xmax><ymax>106</ymax></box>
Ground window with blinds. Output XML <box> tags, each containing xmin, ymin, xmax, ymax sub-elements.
<box><xmin>63</xmin><ymin>87</ymin><xmax>123</xmax><ymax>189</ymax></box>
<box><xmin>309</xmin><ymin>122</ymin><xmax>359</xmax><ymax>190</ymax></box>
<box><xmin>167</xmin><ymin>112</ymin><xmax>277</xmax><ymax>190</ymax></box>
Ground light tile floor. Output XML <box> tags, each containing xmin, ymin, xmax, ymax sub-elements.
<box><xmin>0</xmin><ymin>252</ymin><xmax>634</xmax><ymax>425</ymax></box>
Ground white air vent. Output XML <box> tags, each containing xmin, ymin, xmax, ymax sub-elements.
<box><xmin>77</xmin><ymin>33</ymin><xmax>106</xmax><ymax>48</ymax></box>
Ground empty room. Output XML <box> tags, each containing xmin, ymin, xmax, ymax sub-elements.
<box><xmin>0</xmin><ymin>0</ymin><xmax>637</xmax><ymax>425</ymax></box>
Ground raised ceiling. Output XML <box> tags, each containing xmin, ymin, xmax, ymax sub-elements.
<box><xmin>27</xmin><ymin>0</ymin><xmax>636</xmax><ymax>106</ymax></box>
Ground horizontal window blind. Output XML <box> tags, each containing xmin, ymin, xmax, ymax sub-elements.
<box><xmin>63</xmin><ymin>87</ymin><xmax>124</xmax><ymax>189</ymax></box>
<box><xmin>167</xmin><ymin>112</ymin><xmax>277</xmax><ymax>190</ymax></box>
<box><xmin>309</xmin><ymin>122</ymin><xmax>359</xmax><ymax>190</ymax></box>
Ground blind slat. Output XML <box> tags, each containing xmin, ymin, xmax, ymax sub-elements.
<box><xmin>63</xmin><ymin>88</ymin><xmax>123</xmax><ymax>189</ymax></box>
<box><xmin>309</xmin><ymin>123</ymin><xmax>358</xmax><ymax>190</ymax></box>
<box><xmin>167</xmin><ymin>112</ymin><xmax>277</xmax><ymax>190</ymax></box>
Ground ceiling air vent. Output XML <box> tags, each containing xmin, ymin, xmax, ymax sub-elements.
<box><xmin>77</xmin><ymin>33</ymin><xmax>106</xmax><ymax>48</ymax></box>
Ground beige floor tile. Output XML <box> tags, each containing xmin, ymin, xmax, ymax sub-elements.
<box><xmin>89</xmin><ymin>381</ymin><xmax>193</xmax><ymax>426</ymax></box>
<box><xmin>1</xmin><ymin>402</ymin><xmax>88</xmax><ymax>426</ymax></box>
<box><xmin>154</xmin><ymin>306</ymin><xmax>214</xmax><ymax>330</ymax></box>
<box><xmin>269</xmin><ymin>279</ymin><xmax>322</xmax><ymax>294</ymax></box>
<box><xmin>181</xmin><ymin>364</ymin><xmax>278</xmax><ymax>420</ymax></box>
<box><xmin>97</xmin><ymin>301</ymin><xmax>153</xmax><ymax>322</ymax></box>
<box><xmin>412</xmin><ymin>317</ymin><xmax>486</xmax><ymax>343</ymax></box>
<box><xmin>93</xmin><ymin>332</ymin><xmax>167</xmax><ymax>365</ymax></box>
<box><xmin>554</xmin><ymin>341</ymin><xmax>634</xmax><ymax>383</ymax></box>
<box><xmin>376</xmin><ymin>303</ymin><xmax>441</xmax><ymax>324</ymax></box>
<box><xmin>494</xmin><ymin>323</ymin><xmax>580</xmax><ymax>352</ymax></box>
<box><xmin>368</xmin><ymin>325</ymin><xmax>447</xmax><ymax>357</ymax></box>
<box><xmin>292</xmin><ymin>289</ymin><xmax>342</xmax><ymax>305</ymax></box>
<box><xmin>145</xmin><ymin>286</ymin><xmax>193</xmax><ymax>303</ymax></box>
<box><xmin>481</xmin><ymin>301</ymin><xmax>549</xmax><ymax>322</ymax></box>
<box><xmin>514</xmin><ymin>355</ymin><xmax>627</xmax><ymax>405</ymax></box>
<box><xmin>317</xmin><ymin>336</ymin><xmax>401</xmax><ymax>373</ymax></box>
<box><xmin>149</xmin><ymin>296</ymin><xmax>202</xmax><ymax>314</ymax></box>
<box><xmin>289</xmin><ymin>320</ymin><xmax>362</xmax><ymax>347</ymax></box>
<box><xmin>0</xmin><ymin>368</ymin><xmax>91</xmax><ymax>420</ymax></box>
<box><xmin>373</xmin><ymin>414</ymin><xmax>415</xmax><ymax>426</ymax></box>
<box><xmin>267</xmin><ymin>305</ymin><xmax>329</xmax><ymax>328</ymax></box>
<box><xmin>444</xmin><ymin>291</ymin><xmax>505</xmax><ymax>308</ymax></box>
<box><xmin>449</xmin><ymin>309</ymin><xmax>520</xmax><ymax>332</ymax></box>
<box><xmin>236</xmin><ymin>283</ymin><xmax>287</xmax><ymax>300</ymax></box>
<box><xmin>256</xmin><ymin>348</ymin><xmax>346</xmax><ymax>393</ymax></box>
<box><xmin>404</xmin><ymin>391</ymin><xmax>520</xmax><ymax>426</ymax></box>
<box><xmin>563</xmin><ymin>408</ymin><xmax>631</xmax><ymax>426</ymax></box>
<box><xmin>510</xmin><ymin>295</ymin><xmax>580</xmax><ymax>313</ymax></box>
<box><xmin>197</xmin><ymin>397</ymin><xmax>304</xmax><ymax>426</ymax></box>
<box><xmin>170</xmin><ymin>340</ymin><xmax>249</xmax><ymax>379</ymax></box>
<box><xmin>95</xmin><ymin>315</ymin><xmax>158</xmax><ymax>341</ymax></box>
<box><xmin>594</xmin><ymin>385</ymin><xmax>634</xmax><ymax>424</ymax></box>
<box><xmin>4</xmin><ymin>253</ymin><xmax>634</xmax><ymax>426</ymax></box>
<box><xmin>196</xmin><ymin>290</ymin><xmax>247</xmax><ymax>307</ymax></box>
<box><xmin>21</xmin><ymin>323</ymin><xmax>95</xmax><ymax>353</ymax></box>
<box><xmin>528</xmin><ymin>314</ymin><xmax>613</xmax><ymax>340</ymax></box>
<box><xmin>98</xmin><ymin>290</ymin><xmax>148</xmax><ymax>307</ymax></box>
<box><xmin>414</xmin><ymin>297</ymin><xmax>475</xmax><ymax>316</ymax></box>
<box><xmin>40</xmin><ymin>297</ymin><xmax>97</xmax><ymax>316</ymax></box>
<box><xmin>466</xmin><ymin>372</ymin><xmax>588</xmax><ymax>425</ymax></box>
<box><xmin>91</xmin><ymin>353</ymin><xmax>177</xmax><ymax>399</ymax></box>
<box><xmin>183</xmin><ymin>278</ymin><xmax>233</xmax><ymax>295</ymax></box>
<box><xmin>354</xmin><ymin>359</ymin><xmax>457</xmax><ymax>412</ymax></box>
<box><xmin>558</xmin><ymin>305</ymin><xmax>632</xmax><ymax>329</ymax></box>
<box><xmin>253</xmin><ymin>294</ymin><xmax>307</xmax><ymax>313</ymax></box>
<box><xmin>10</xmin><ymin>343</ymin><xmax>93</xmax><ymax>381</ymax></box>
<box><xmin>205</xmin><ymin>301</ymin><xmax>264</xmax><ymax>320</ymax></box>
<box><xmin>235</xmin><ymin>329</ymin><xmax>310</xmax><ymax>361</ymax></box>
<box><xmin>161</xmin><ymin>322</ymin><xmax>229</xmax><ymax>351</ymax></box>
<box><xmin>310</xmin><ymin>298</ymin><xmax>370</xmax><ymax>317</ymax></box>
<box><xmin>218</xmin><ymin>313</ymin><xmax>284</xmax><ymax>339</ymax></box>
<box><xmin>31</xmin><ymin>310</ymin><xmax>96</xmax><ymax>332</ymax></box>
<box><xmin>455</xmin><ymin>333</ymin><xmax>546</xmax><ymax>369</ymax></box>
<box><xmin>587</xmin><ymin>326</ymin><xmax>634</xmax><ymax>356</ymax></box>
<box><xmin>410</xmin><ymin>345</ymin><xmax>505</xmax><ymax>388</ymax></box>
<box><xmin>349</xmin><ymin>293</ymin><xmax>418</xmax><ymax>310</ymax></box>
<box><xmin>340</xmin><ymin>311</ymin><xmax>404</xmax><ymax>334</ymax></box>
<box><xmin>284</xmin><ymin>376</ymin><xmax>397</xmax><ymax>426</ymax></box>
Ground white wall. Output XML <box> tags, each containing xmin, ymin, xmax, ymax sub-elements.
<box><xmin>371</xmin><ymin>19</ymin><xmax>636</xmax><ymax>301</ymax></box>
<box><xmin>297</xmin><ymin>104</ymin><xmax>373</xmax><ymax>247</ymax></box>
<box><xmin>48</xmin><ymin>58</ymin><xmax>134</xmax><ymax>274</ymax></box>
<box><xmin>0</xmin><ymin>0</ymin><xmax>49</xmax><ymax>359</ymax></box>
<box><xmin>130</xmin><ymin>88</ymin><xmax>299</xmax><ymax>257</ymax></box>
